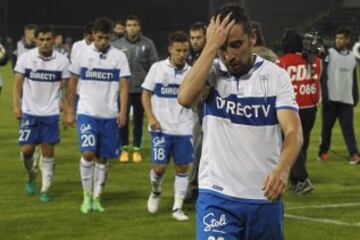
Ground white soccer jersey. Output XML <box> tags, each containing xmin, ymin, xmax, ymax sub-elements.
<box><xmin>142</xmin><ymin>58</ymin><xmax>194</xmax><ymax>136</ymax></box>
<box><xmin>14</xmin><ymin>48</ymin><xmax>70</xmax><ymax>116</ymax></box>
<box><xmin>199</xmin><ymin>55</ymin><xmax>298</xmax><ymax>201</ymax></box>
<box><xmin>69</xmin><ymin>43</ymin><xmax>130</xmax><ymax>118</ymax></box>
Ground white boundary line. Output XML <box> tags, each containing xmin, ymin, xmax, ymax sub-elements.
<box><xmin>286</xmin><ymin>202</ymin><xmax>360</xmax><ymax>210</ymax></box>
<box><xmin>285</xmin><ymin>202</ymin><xmax>360</xmax><ymax>227</ymax></box>
<box><xmin>285</xmin><ymin>214</ymin><xmax>360</xmax><ymax>227</ymax></box>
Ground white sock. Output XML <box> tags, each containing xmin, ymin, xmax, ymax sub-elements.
<box><xmin>22</xmin><ymin>153</ymin><xmax>35</xmax><ymax>179</ymax></box>
<box><xmin>93</xmin><ymin>162</ymin><xmax>107</xmax><ymax>198</ymax></box>
<box><xmin>173</xmin><ymin>174</ymin><xmax>189</xmax><ymax>211</ymax></box>
<box><xmin>150</xmin><ymin>169</ymin><xmax>164</xmax><ymax>193</ymax></box>
<box><xmin>80</xmin><ymin>157</ymin><xmax>94</xmax><ymax>194</ymax></box>
<box><xmin>40</xmin><ymin>157</ymin><xmax>55</xmax><ymax>192</ymax></box>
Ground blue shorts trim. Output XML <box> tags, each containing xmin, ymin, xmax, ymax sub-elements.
<box><xmin>150</xmin><ymin>131</ymin><xmax>193</xmax><ymax>165</ymax></box>
<box><xmin>77</xmin><ymin>114</ymin><xmax>120</xmax><ymax>159</ymax></box>
<box><xmin>196</xmin><ymin>191</ymin><xmax>284</xmax><ymax>240</ymax></box>
<box><xmin>18</xmin><ymin>113</ymin><xmax>60</xmax><ymax>145</ymax></box>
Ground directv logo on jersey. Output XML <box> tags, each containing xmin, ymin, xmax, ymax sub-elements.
<box><xmin>155</xmin><ymin>83</ymin><xmax>179</xmax><ymax>98</ymax></box>
<box><xmin>161</xmin><ymin>86</ymin><xmax>178</xmax><ymax>95</ymax></box>
<box><xmin>25</xmin><ymin>69</ymin><xmax>61</xmax><ymax>82</ymax></box>
<box><xmin>216</xmin><ymin>96</ymin><xmax>271</xmax><ymax>118</ymax></box>
<box><xmin>80</xmin><ymin>67</ymin><xmax>120</xmax><ymax>81</ymax></box>
<box><xmin>205</xmin><ymin>91</ymin><xmax>277</xmax><ymax>126</ymax></box>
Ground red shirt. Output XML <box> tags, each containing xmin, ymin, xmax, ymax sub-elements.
<box><xmin>277</xmin><ymin>53</ymin><xmax>322</xmax><ymax>108</ymax></box>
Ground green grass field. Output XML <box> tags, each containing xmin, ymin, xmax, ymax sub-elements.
<box><xmin>0</xmin><ymin>64</ymin><xmax>359</xmax><ymax>240</ymax></box>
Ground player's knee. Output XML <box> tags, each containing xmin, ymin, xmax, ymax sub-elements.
<box><xmin>153</xmin><ymin>165</ymin><xmax>166</xmax><ymax>176</ymax></box>
<box><xmin>41</xmin><ymin>144</ymin><xmax>54</xmax><ymax>158</ymax></box>
<box><xmin>21</xmin><ymin>145</ymin><xmax>35</xmax><ymax>157</ymax></box>
<box><xmin>175</xmin><ymin>164</ymin><xmax>188</xmax><ymax>174</ymax></box>
<box><xmin>82</xmin><ymin>151</ymin><xmax>96</xmax><ymax>161</ymax></box>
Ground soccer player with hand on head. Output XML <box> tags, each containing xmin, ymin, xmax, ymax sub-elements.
<box><xmin>178</xmin><ymin>4</ymin><xmax>303</xmax><ymax>239</ymax></box>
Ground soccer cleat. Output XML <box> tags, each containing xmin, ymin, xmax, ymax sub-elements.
<box><xmin>350</xmin><ymin>154</ymin><xmax>360</xmax><ymax>165</ymax></box>
<box><xmin>318</xmin><ymin>153</ymin><xmax>329</xmax><ymax>162</ymax></box>
<box><xmin>39</xmin><ymin>192</ymin><xmax>51</xmax><ymax>202</ymax></box>
<box><xmin>132</xmin><ymin>151</ymin><xmax>143</xmax><ymax>163</ymax></box>
<box><xmin>26</xmin><ymin>178</ymin><xmax>36</xmax><ymax>196</ymax></box>
<box><xmin>80</xmin><ymin>192</ymin><xmax>92</xmax><ymax>214</ymax></box>
<box><xmin>147</xmin><ymin>192</ymin><xmax>161</xmax><ymax>214</ymax></box>
<box><xmin>172</xmin><ymin>209</ymin><xmax>189</xmax><ymax>221</ymax></box>
<box><xmin>119</xmin><ymin>150</ymin><xmax>129</xmax><ymax>163</ymax></box>
<box><xmin>292</xmin><ymin>179</ymin><xmax>314</xmax><ymax>195</ymax></box>
<box><xmin>92</xmin><ymin>197</ymin><xmax>105</xmax><ymax>212</ymax></box>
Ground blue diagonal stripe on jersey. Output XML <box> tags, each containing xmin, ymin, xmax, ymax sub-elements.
<box><xmin>154</xmin><ymin>83</ymin><xmax>179</xmax><ymax>98</ymax></box>
<box><xmin>204</xmin><ymin>90</ymin><xmax>277</xmax><ymax>126</ymax></box>
<box><xmin>80</xmin><ymin>67</ymin><xmax>120</xmax><ymax>82</ymax></box>
<box><xmin>25</xmin><ymin>69</ymin><xmax>62</xmax><ymax>82</ymax></box>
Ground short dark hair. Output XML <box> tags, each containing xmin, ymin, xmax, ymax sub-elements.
<box><xmin>84</xmin><ymin>22</ymin><xmax>94</xmax><ymax>35</ymax></box>
<box><xmin>281</xmin><ymin>28</ymin><xmax>303</xmax><ymax>53</ymax></box>
<box><xmin>24</xmin><ymin>23</ymin><xmax>38</xmax><ymax>31</ymax></box>
<box><xmin>168</xmin><ymin>31</ymin><xmax>189</xmax><ymax>46</ymax></box>
<box><xmin>189</xmin><ymin>22</ymin><xmax>206</xmax><ymax>35</ymax></box>
<box><xmin>335</xmin><ymin>26</ymin><xmax>351</xmax><ymax>38</ymax></box>
<box><xmin>34</xmin><ymin>24</ymin><xmax>54</xmax><ymax>38</ymax></box>
<box><xmin>114</xmin><ymin>20</ymin><xmax>125</xmax><ymax>26</ymax></box>
<box><xmin>216</xmin><ymin>3</ymin><xmax>251</xmax><ymax>35</ymax></box>
<box><xmin>251</xmin><ymin>21</ymin><xmax>265</xmax><ymax>46</ymax></box>
<box><xmin>93</xmin><ymin>18</ymin><xmax>113</xmax><ymax>34</ymax></box>
<box><xmin>126</xmin><ymin>15</ymin><xmax>141</xmax><ymax>26</ymax></box>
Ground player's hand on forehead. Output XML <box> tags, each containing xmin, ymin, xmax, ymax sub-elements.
<box><xmin>206</xmin><ymin>12</ymin><xmax>236</xmax><ymax>50</ymax></box>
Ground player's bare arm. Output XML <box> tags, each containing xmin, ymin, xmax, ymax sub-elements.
<box><xmin>13</xmin><ymin>73</ymin><xmax>24</xmax><ymax>119</ymax></box>
<box><xmin>118</xmin><ymin>77</ymin><xmax>128</xmax><ymax>128</ymax></box>
<box><xmin>142</xmin><ymin>89</ymin><xmax>161</xmax><ymax>130</ymax></box>
<box><xmin>178</xmin><ymin>13</ymin><xmax>235</xmax><ymax>107</ymax></box>
<box><xmin>263</xmin><ymin>109</ymin><xmax>303</xmax><ymax>201</ymax></box>
<box><xmin>65</xmin><ymin>74</ymin><xmax>79</xmax><ymax>127</ymax></box>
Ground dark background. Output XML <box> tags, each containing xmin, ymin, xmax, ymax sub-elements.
<box><xmin>0</xmin><ymin>0</ymin><xmax>354</xmax><ymax>55</ymax></box>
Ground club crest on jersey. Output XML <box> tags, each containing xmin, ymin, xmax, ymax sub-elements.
<box><xmin>203</xmin><ymin>213</ymin><xmax>227</xmax><ymax>234</ymax></box>
<box><xmin>80</xmin><ymin>124</ymin><xmax>92</xmax><ymax>134</ymax></box>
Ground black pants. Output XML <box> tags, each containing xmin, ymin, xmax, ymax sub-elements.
<box><xmin>120</xmin><ymin>93</ymin><xmax>144</xmax><ymax>148</ymax></box>
<box><xmin>290</xmin><ymin>107</ymin><xmax>317</xmax><ymax>184</ymax></box>
<box><xmin>187</xmin><ymin>118</ymin><xmax>203</xmax><ymax>192</ymax></box>
<box><xmin>319</xmin><ymin>101</ymin><xmax>358</xmax><ymax>156</ymax></box>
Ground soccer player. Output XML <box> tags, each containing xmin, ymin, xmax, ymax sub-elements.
<box><xmin>66</xmin><ymin>18</ymin><xmax>130</xmax><ymax>213</ymax></box>
<box><xmin>142</xmin><ymin>31</ymin><xmax>193</xmax><ymax>221</ymax></box>
<box><xmin>13</xmin><ymin>24</ymin><xmax>70</xmax><ymax>202</ymax></box>
<box><xmin>178</xmin><ymin>4</ymin><xmax>303</xmax><ymax>239</ymax></box>
<box><xmin>113</xmin><ymin>15</ymin><xmax>159</xmax><ymax>163</ymax></box>
<box><xmin>277</xmin><ymin>29</ymin><xmax>322</xmax><ymax>194</ymax></box>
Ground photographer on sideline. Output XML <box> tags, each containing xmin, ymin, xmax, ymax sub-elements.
<box><xmin>277</xmin><ymin>29</ymin><xmax>323</xmax><ymax>195</ymax></box>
